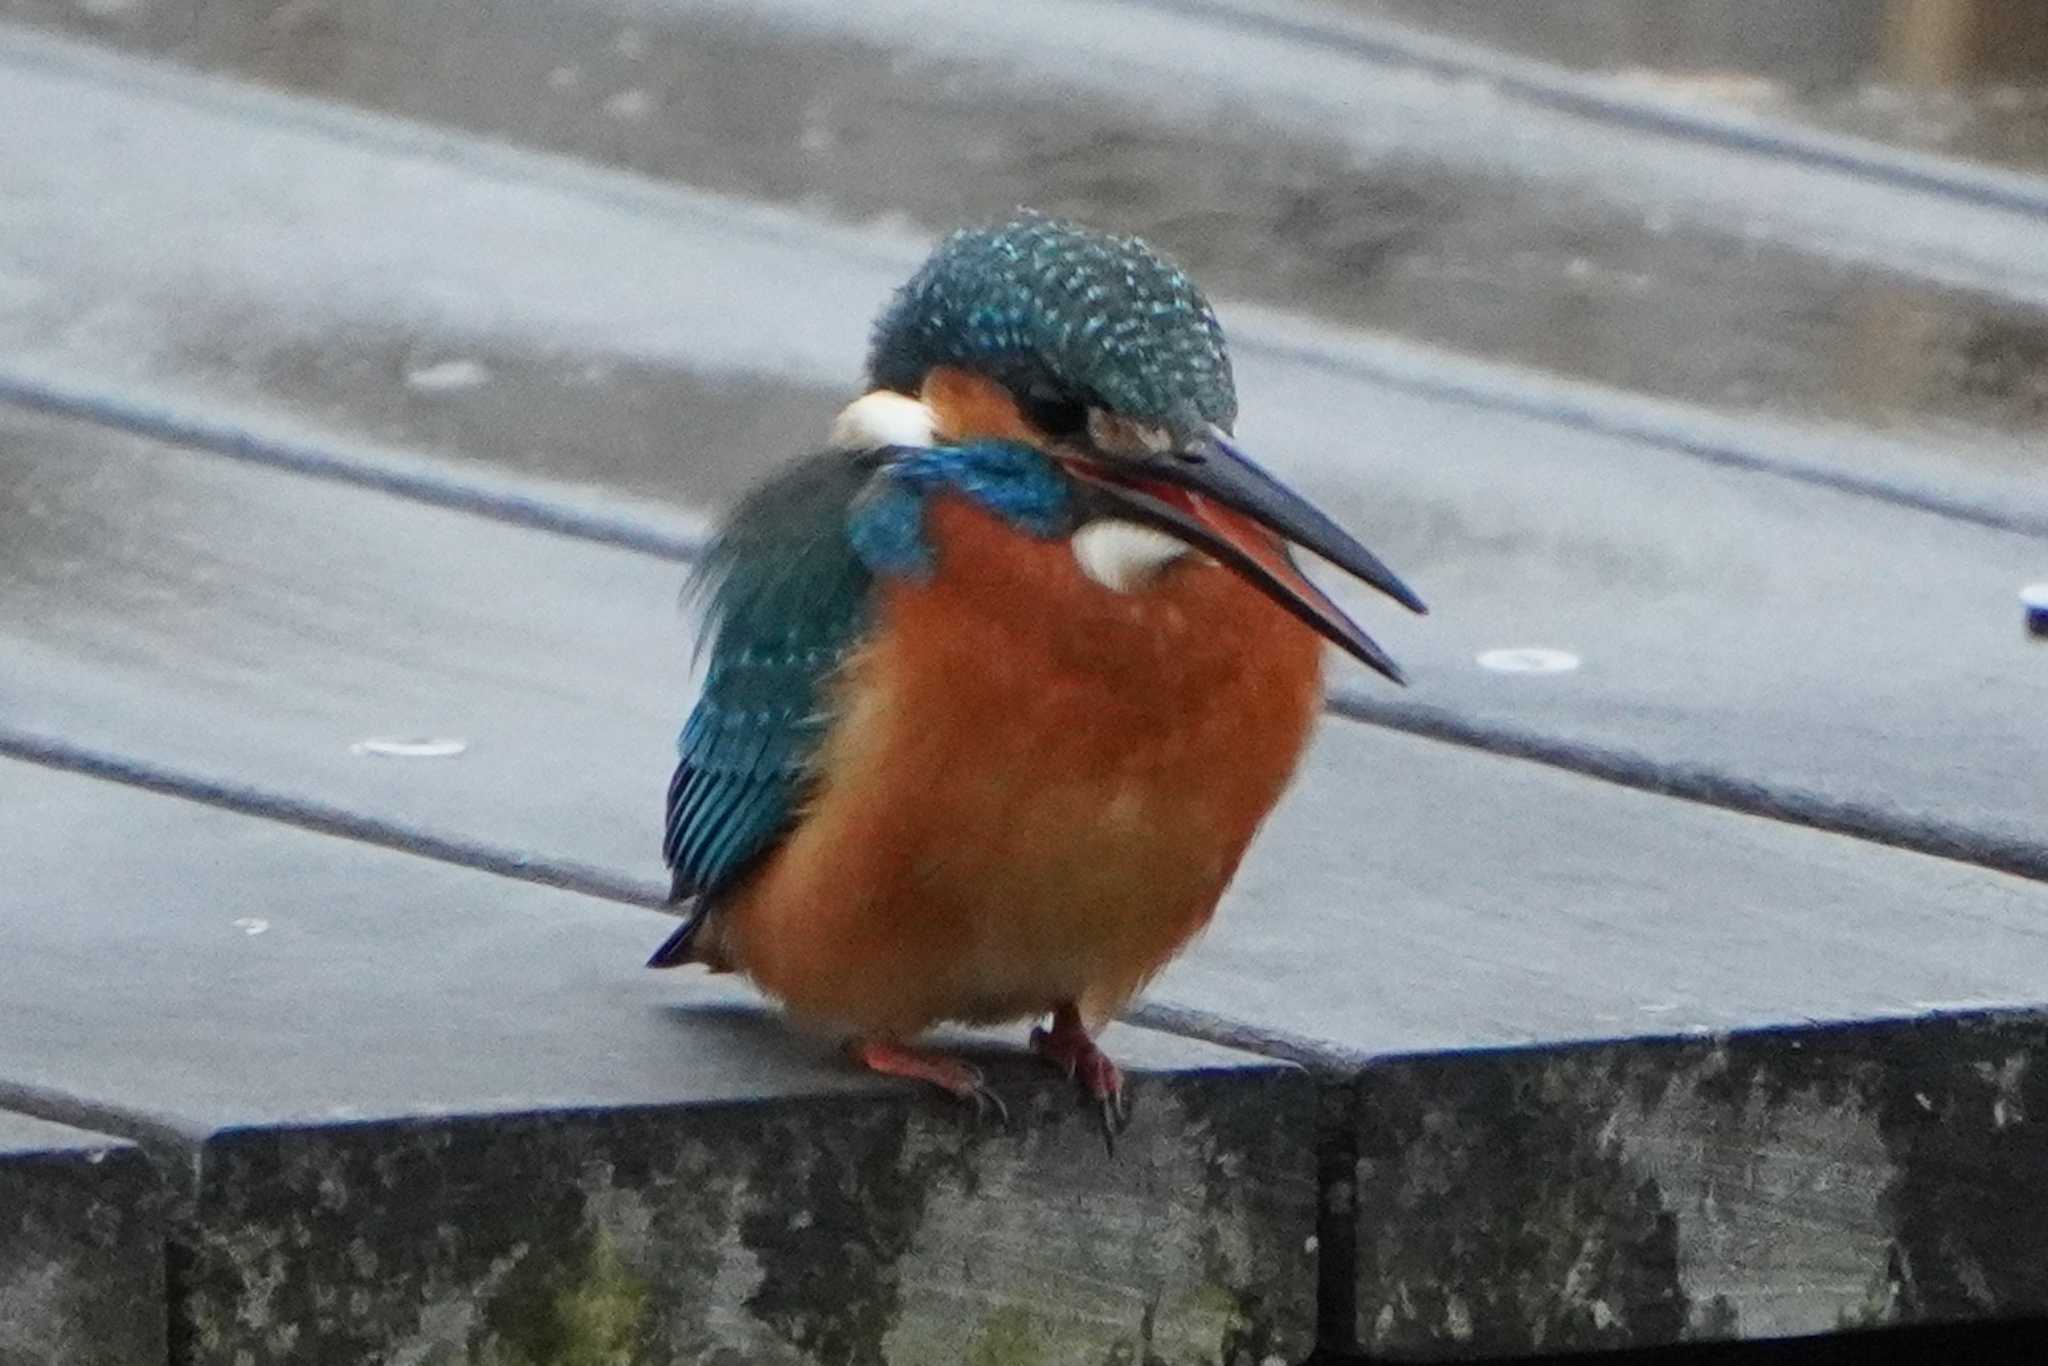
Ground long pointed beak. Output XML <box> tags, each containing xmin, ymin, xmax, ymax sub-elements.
<box><xmin>1171</xmin><ymin>429</ymin><xmax>1426</xmax><ymax>616</ymax></box>
<box><xmin>1068</xmin><ymin>430</ymin><xmax>1423</xmax><ymax>685</ymax></box>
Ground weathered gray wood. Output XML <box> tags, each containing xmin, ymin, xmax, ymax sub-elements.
<box><xmin>0</xmin><ymin>760</ymin><xmax>1316</xmax><ymax>1366</ymax></box>
<box><xmin>5</xmin><ymin>36</ymin><xmax>2048</xmax><ymax>1358</ymax></box>
<box><xmin>1340</xmin><ymin>1013</ymin><xmax>2048</xmax><ymax>1357</ymax></box>
<box><xmin>14</xmin><ymin>401</ymin><xmax>2048</xmax><ymax>1355</ymax></box>
<box><xmin>0</xmin><ymin>406</ymin><xmax>683</xmax><ymax>886</ymax></box>
<box><xmin>6</xmin><ymin>0</ymin><xmax>2048</xmax><ymax>500</ymax></box>
<box><xmin>9</xmin><ymin>408</ymin><xmax>2048</xmax><ymax>1049</ymax></box>
<box><xmin>0</xmin><ymin>37</ymin><xmax>2043</xmax><ymax>875</ymax></box>
<box><xmin>1173</xmin><ymin>722</ymin><xmax>2048</xmax><ymax>1052</ymax></box>
<box><xmin>0</xmin><ymin>26</ymin><xmax>861</xmax><ymax>511</ymax></box>
<box><xmin>1241</xmin><ymin>339</ymin><xmax>2048</xmax><ymax>879</ymax></box>
<box><xmin>0</xmin><ymin>1112</ymin><xmax>164</xmax><ymax>1366</ymax></box>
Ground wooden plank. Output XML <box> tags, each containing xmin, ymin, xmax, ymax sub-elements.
<box><xmin>0</xmin><ymin>1113</ymin><xmax>163</xmax><ymax>1366</ymax></box>
<box><xmin>0</xmin><ymin>760</ymin><xmax>1315</xmax><ymax>1366</ymax></box>
<box><xmin>0</xmin><ymin>37</ymin><xmax>2043</xmax><ymax>874</ymax></box>
<box><xmin>0</xmin><ymin>407</ymin><xmax>679</xmax><ymax>893</ymax></box>
<box><xmin>8</xmin><ymin>403</ymin><xmax>2048</xmax><ymax>1055</ymax></box>
<box><xmin>1335</xmin><ymin>1011</ymin><xmax>2048</xmax><ymax>1356</ymax></box>
<box><xmin>8</xmin><ymin>0</ymin><xmax>2048</xmax><ymax>482</ymax></box>
<box><xmin>1237</xmin><ymin>342</ymin><xmax>2048</xmax><ymax>877</ymax></box>
<box><xmin>14</xmin><ymin>402</ymin><xmax>2048</xmax><ymax>1354</ymax></box>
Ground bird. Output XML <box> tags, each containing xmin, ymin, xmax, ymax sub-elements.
<box><xmin>650</xmin><ymin>211</ymin><xmax>1423</xmax><ymax>1144</ymax></box>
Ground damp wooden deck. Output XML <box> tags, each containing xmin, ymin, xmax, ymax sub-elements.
<box><xmin>2</xmin><ymin>5</ymin><xmax>2047</xmax><ymax>1363</ymax></box>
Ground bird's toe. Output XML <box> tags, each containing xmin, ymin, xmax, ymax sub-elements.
<box><xmin>848</xmin><ymin>1038</ymin><xmax>1012</xmax><ymax>1124</ymax></box>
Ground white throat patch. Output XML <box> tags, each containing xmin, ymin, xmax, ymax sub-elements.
<box><xmin>830</xmin><ymin>390</ymin><xmax>935</xmax><ymax>450</ymax></box>
<box><xmin>1072</xmin><ymin>519</ymin><xmax>1189</xmax><ymax>593</ymax></box>
<box><xmin>831</xmin><ymin>394</ymin><xmax>1187</xmax><ymax>592</ymax></box>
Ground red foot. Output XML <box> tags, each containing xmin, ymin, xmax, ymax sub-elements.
<box><xmin>847</xmin><ymin>1039</ymin><xmax>1009</xmax><ymax>1124</ymax></box>
<box><xmin>1030</xmin><ymin>1004</ymin><xmax>1128</xmax><ymax>1153</ymax></box>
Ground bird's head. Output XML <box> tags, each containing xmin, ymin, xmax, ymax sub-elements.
<box><xmin>861</xmin><ymin>211</ymin><xmax>1424</xmax><ymax>683</ymax></box>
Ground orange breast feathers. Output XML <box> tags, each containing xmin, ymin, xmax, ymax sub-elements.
<box><xmin>720</xmin><ymin>492</ymin><xmax>1328</xmax><ymax>1039</ymax></box>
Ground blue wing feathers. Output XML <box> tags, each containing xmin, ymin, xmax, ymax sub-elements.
<box><xmin>661</xmin><ymin>450</ymin><xmax>881</xmax><ymax>922</ymax></box>
<box><xmin>657</xmin><ymin>439</ymin><xmax>1077</xmax><ymax>966</ymax></box>
<box><xmin>699</xmin><ymin>781</ymin><xmax>786</xmax><ymax>892</ymax></box>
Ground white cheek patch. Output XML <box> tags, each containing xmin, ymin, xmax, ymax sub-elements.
<box><xmin>1072</xmin><ymin>519</ymin><xmax>1190</xmax><ymax>593</ymax></box>
<box><xmin>829</xmin><ymin>391</ymin><xmax>936</xmax><ymax>450</ymax></box>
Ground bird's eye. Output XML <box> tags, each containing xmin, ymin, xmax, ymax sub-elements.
<box><xmin>1019</xmin><ymin>386</ymin><xmax>1088</xmax><ymax>440</ymax></box>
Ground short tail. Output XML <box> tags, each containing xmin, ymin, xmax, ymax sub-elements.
<box><xmin>646</xmin><ymin>893</ymin><xmax>710</xmax><ymax>969</ymax></box>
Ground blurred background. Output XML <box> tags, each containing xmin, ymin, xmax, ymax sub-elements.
<box><xmin>3</xmin><ymin>0</ymin><xmax>2043</xmax><ymax>514</ymax></box>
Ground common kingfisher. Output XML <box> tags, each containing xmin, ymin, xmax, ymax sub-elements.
<box><xmin>651</xmin><ymin>212</ymin><xmax>1423</xmax><ymax>1141</ymax></box>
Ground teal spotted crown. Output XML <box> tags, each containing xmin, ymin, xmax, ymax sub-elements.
<box><xmin>868</xmin><ymin>211</ymin><xmax>1238</xmax><ymax>431</ymax></box>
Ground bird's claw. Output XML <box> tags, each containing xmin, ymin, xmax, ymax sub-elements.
<box><xmin>1080</xmin><ymin>1052</ymin><xmax>1129</xmax><ymax>1156</ymax></box>
<box><xmin>1030</xmin><ymin>1010</ymin><xmax>1129</xmax><ymax>1155</ymax></box>
<box><xmin>970</xmin><ymin>1078</ymin><xmax>1012</xmax><ymax>1128</ymax></box>
<box><xmin>848</xmin><ymin>1039</ymin><xmax>1010</xmax><ymax>1127</ymax></box>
